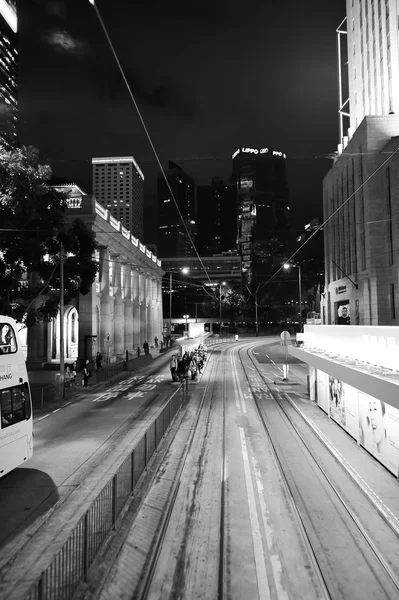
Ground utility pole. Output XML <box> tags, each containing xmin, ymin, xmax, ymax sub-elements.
<box><xmin>169</xmin><ymin>272</ymin><xmax>172</xmax><ymax>336</ymax></box>
<box><xmin>298</xmin><ymin>263</ymin><xmax>303</xmax><ymax>332</ymax></box>
<box><xmin>59</xmin><ymin>242</ymin><xmax>65</xmax><ymax>401</ymax></box>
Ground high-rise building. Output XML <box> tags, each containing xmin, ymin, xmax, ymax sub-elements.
<box><xmin>196</xmin><ymin>177</ymin><xmax>237</xmax><ymax>255</ymax></box>
<box><xmin>0</xmin><ymin>0</ymin><xmax>18</xmax><ymax>140</ymax></box>
<box><xmin>92</xmin><ymin>156</ymin><xmax>144</xmax><ymax>240</ymax></box>
<box><xmin>231</xmin><ymin>146</ymin><xmax>289</xmax><ymax>284</ymax></box>
<box><xmin>338</xmin><ymin>0</ymin><xmax>399</xmax><ymax>148</ymax></box>
<box><xmin>157</xmin><ymin>161</ymin><xmax>196</xmax><ymax>258</ymax></box>
<box><xmin>323</xmin><ymin>1</ymin><xmax>399</xmax><ymax>326</ymax></box>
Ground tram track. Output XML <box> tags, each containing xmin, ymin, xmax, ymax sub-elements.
<box><xmin>240</xmin><ymin>344</ymin><xmax>399</xmax><ymax>599</ymax></box>
<box><xmin>134</xmin><ymin>344</ymin><xmax>232</xmax><ymax>599</ymax></box>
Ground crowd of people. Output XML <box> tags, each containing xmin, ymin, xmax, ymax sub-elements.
<box><xmin>170</xmin><ymin>344</ymin><xmax>207</xmax><ymax>383</ymax></box>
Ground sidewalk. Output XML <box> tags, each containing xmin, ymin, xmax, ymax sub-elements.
<box><xmin>30</xmin><ymin>347</ymin><xmax>174</xmax><ymax>418</ymax></box>
<box><xmin>277</xmin><ymin>363</ymin><xmax>399</xmax><ymax>535</ymax></box>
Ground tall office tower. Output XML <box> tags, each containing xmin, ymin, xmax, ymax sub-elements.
<box><xmin>231</xmin><ymin>146</ymin><xmax>289</xmax><ymax>284</ymax></box>
<box><xmin>196</xmin><ymin>177</ymin><xmax>237</xmax><ymax>255</ymax></box>
<box><xmin>0</xmin><ymin>0</ymin><xmax>18</xmax><ymax>141</ymax></box>
<box><xmin>323</xmin><ymin>1</ymin><xmax>399</xmax><ymax>326</ymax></box>
<box><xmin>338</xmin><ymin>0</ymin><xmax>399</xmax><ymax>147</ymax></box>
<box><xmin>92</xmin><ymin>156</ymin><xmax>144</xmax><ymax>239</ymax></box>
<box><xmin>157</xmin><ymin>161</ymin><xmax>196</xmax><ymax>258</ymax></box>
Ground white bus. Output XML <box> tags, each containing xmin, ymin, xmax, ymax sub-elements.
<box><xmin>0</xmin><ymin>316</ymin><xmax>33</xmax><ymax>478</ymax></box>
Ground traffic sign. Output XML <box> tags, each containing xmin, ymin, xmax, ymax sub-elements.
<box><xmin>280</xmin><ymin>331</ymin><xmax>290</xmax><ymax>345</ymax></box>
<box><xmin>104</xmin><ymin>334</ymin><xmax>112</xmax><ymax>348</ymax></box>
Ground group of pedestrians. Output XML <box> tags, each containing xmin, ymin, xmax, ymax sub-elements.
<box><xmin>169</xmin><ymin>344</ymin><xmax>208</xmax><ymax>383</ymax></box>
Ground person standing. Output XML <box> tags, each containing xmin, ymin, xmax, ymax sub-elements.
<box><xmin>143</xmin><ymin>340</ymin><xmax>149</xmax><ymax>355</ymax></box>
<box><xmin>96</xmin><ymin>352</ymin><xmax>103</xmax><ymax>370</ymax></box>
<box><xmin>170</xmin><ymin>355</ymin><xmax>177</xmax><ymax>381</ymax></box>
<box><xmin>83</xmin><ymin>360</ymin><xmax>91</xmax><ymax>387</ymax></box>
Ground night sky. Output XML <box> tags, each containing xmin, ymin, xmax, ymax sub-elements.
<box><xmin>17</xmin><ymin>0</ymin><xmax>346</xmax><ymax>244</ymax></box>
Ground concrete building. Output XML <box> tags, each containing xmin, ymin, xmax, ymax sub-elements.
<box><xmin>157</xmin><ymin>161</ymin><xmax>196</xmax><ymax>258</ymax></box>
<box><xmin>324</xmin><ymin>0</ymin><xmax>399</xmax><ymax>326</ymax></box>
<box><xmin>26</xmin><ymin>188</ymin><xmax>163</xmax><ymax>367</ymax></box>
<box><xmin>92</xmin><ymin>156</ymin><xmax>144</xmax><ymax>240</ymax></box>
<box><xmin>0</xmin><ymin>0</ymin><xmax>18</xmax><ymax>140</ymax></box>
<box><xmin>290</xmin><ymin>1</ymin><xmax>399</xmax><ymax>483</ymax></box>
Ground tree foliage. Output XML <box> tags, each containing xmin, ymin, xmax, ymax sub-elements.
<box><xmin>0</xmin><ymin>136</ymin><xmax>98</xmax><ymax>325</ymax></box>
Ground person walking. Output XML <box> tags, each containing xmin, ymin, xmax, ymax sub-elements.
<box><xmin>96</xmin><ymin>352</ymin><xmax>103</xmax><ymax>370</ymax></box>
<box><xmin>83</xmin><ymin>360</ymin><xmax>92</xmax><ymax>387</ymax></box>
<box><xmin>170</xmin><ymin>355</ymin><xmax>177</xmax><ymax>382</ymax></box>
<box><xmin>143</xmin><ymin>340</ymin><xmax>149</xmax><ymax>355</ymax></box>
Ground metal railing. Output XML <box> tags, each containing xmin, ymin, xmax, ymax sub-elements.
<box><xmin>23</xmin><ymin>381</ymin><xmax>188</xmax><ymax>600</ymax></box>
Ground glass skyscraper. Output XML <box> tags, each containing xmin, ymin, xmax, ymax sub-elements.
<box><xmin>0</xmin><ymin>0</ymin><xmax>17</xmax><ymax>140</ymax></box>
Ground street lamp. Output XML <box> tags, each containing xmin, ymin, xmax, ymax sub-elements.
<box><xmin>220</xmin><ymin>281</ymin><xmax>226</xmax><ymax>326</ymax></box>
<box><xmin>183</xmin><ymin>314</ymin><xmax>190</xmax><ymax>335</ymax></box>
<box><xmin>168</xmin><ymin>267</ymin><xmax>189</xmax><ymax>337</ymax></box>
<box><xmin>283</xmin><ymin>263</ymin><xmax>303</xmax><ymax>331</ymax></box>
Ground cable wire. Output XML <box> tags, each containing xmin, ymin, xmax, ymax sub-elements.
<box><xmin>88</xmin><ymin>1</ymin><xmax>217</xmax><ymax>301</ymax></box>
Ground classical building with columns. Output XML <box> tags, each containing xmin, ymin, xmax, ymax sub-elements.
<box><xmin>26</xmin><ymin>188</ymin><xmax>163</xmax><ymax>367</ymax></box>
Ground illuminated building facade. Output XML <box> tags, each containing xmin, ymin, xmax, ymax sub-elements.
<box><xmin>323</xmin><ymin>0</ymin><xmax>399</xmax><ymax>326</ymax></box>
<box><xmin>338</xmin><ymin>0</ymin><xmax>399</xmax><ymax>148</ymax></box>
<box><xmin>231</xmin><ymin>147</ymin><xmax>289</xmax><ymax>284</ymax></box>
<box><xmin>92</xmin><ymin>156</ymin><xmax>144</xmax><ymax>240</ymax></box>
<box><xmin>196</xmin><ymin>177</ymin><xmax>237</xmax><ymax>255</ymax></box>
<box><xmin>157</xmin><ymin>161</ymin><xmax>196</xmax><ymax>258</ymax></box>
<box><xmin>0</xmin><ymin>0</ymin><xmax>18</xmax><ymax>140</ymax></box>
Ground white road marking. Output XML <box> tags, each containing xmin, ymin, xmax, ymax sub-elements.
<box><xmin>37</xmin><ymin>413</ymin><xmax>51</xmax><ymax>421</ymax></box>
<box><xmin>250</xmin><ymin>441</ymin><xmax>289</xmax><ymax>599</ymax></box>
<box><xmin>239</xmin><ymin>427</ymin><xmax>271</xmax><ymax>599</ymax></box>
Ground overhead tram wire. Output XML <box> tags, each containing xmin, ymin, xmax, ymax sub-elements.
<box><xmin>259</xmin><ymin>145</ymin><xmax>399</xmax><ymax>293</ymax></box>
<box><xmin>87</xmin><ymin>1</ymin><xmax>220</xmax><ymax>304</ymax></box>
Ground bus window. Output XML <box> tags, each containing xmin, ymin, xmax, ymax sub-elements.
<box><xmin>1</xmin><ymin>385</ymin><xmax>29</xmax><ymax>428</ymax></box>
<box><xmin>0</xmin><ymin>324</ymin><xmax>17</xmax><ymax>354</ymax></box>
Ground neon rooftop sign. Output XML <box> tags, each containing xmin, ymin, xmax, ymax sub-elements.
<box><xmin>232</xmin><ymin>147</ymin><xmax>286</xmax><ymax>159</ymax></box>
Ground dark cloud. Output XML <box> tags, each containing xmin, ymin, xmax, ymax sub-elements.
<box><xmin>43</xmin><ymin>29</ymin><xmax>88</xmax><ymax>53</ymax></box>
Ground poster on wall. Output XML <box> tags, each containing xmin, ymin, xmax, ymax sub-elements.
<box><xmin>358</xmin><ymin>391</ymin><xmax>399</xmax><ymax>478</ymax></box>
<box><xmin>336</xmin><ymin>302</ymin><xmax>350</xmax><ymax>325</ymax></box>
<box><xmin>316</xmin><ymin>370</ymin><xmax>329</xmax><ymax>413</ymax></box>
<box><xmin>328</xmin><ymin>377</ymin><xmax>359</xmax><ymax>439</ymax></box>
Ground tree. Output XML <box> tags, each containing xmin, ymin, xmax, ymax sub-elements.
<box><xmin>0</xmin><ymin>135</ymin><xmax>98</xmax><ymax>325</ymax></box>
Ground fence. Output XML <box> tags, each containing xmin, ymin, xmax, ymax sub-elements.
<box><xmin>23</xmin><ymin>380</ymin><xmax>188</xmax><ymax>600</ymax></box>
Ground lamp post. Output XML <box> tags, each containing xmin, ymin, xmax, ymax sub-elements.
<box><xmin>283</xmin><ymin>263</ymin><xmax>303</xmax><ymax>332</ymax></box>
<box><xmin>183</xmin><ymin>314</ymin><xmax>190</xmax><ymax>335</ymax></box>
<box><xmin>219</xmin><ymin>281</ymin><xmax>226</xmax><ymax>323</ymax></box>
<box><xmin>168</xmin><ymin>267</ymin><xmax>189</xmax><ymax>337</ymax></box>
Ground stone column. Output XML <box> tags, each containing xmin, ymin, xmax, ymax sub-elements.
<box><xmin>147</xmin><ymin>276</ymin><xmax>153</xmax><ymax>343</ymax></box>
<box><xmin>113</xmin><ymin>260</ymin><xmax>124</xmax><ymax>355</ymax></box>
<box><xmin>101</xmin><ymin>249</ymin><xmax>114</xmax><ymax>363</ymax></box>
<box><xmin>124</xmin><ymin>268</ymin><xmax>133</xmax><ymax>352</ymax></box>
<box><xmin>132</xmin><ymin>269</ymin><xmax>141</xmax><ymax>351</ymax></box>
<box><xmin>140</xmin><ymin>272</ymin><xmax>147</xmax><ymax>345</ymax></box>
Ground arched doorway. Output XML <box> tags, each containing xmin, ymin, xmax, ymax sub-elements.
<box><xmin>50</xmin><ymin>306</ymin><xmax>79</xmax><ymax>362</ymax></box>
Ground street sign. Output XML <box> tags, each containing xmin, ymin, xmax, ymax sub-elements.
<box><xmin>280</xmin><ymin>330</ymin><xmax>290</xmax><ymax>345</ymax></box>
<box><xmin>104</xmin><ymin>334</ymin><xmax>112</xmax><ymax>348</ymax></box>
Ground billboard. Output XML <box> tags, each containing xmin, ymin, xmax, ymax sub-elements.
<box><xmin>316</xmin><ymin>370</ymin><xmax>399</xmax><ymax>477</ymax></box>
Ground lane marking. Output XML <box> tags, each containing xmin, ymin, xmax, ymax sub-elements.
<box><xmin>37</xmin><ymin>413</ymin><xmax>51</xmax><ymax>421</ymax></box>
<box><xmin>239</xmin><ymin>427</ymin><xmax>271</xmax><ymax>599</ymax></box>
<box><xmin>249</xmin><ymin>441</ymin><xmax>289</xmax><ymax>600</ymax></box>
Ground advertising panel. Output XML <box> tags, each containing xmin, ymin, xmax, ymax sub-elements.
<box><xmin>316</xmin><ymin>370</ymin><xmax>329</xmax><ymax>413</ymax></box>
<box><xmin>358</xmin><ymin>391</ymin><xmax>399</xmax><ymax>477</ymax></box>
<box><xmin>328</xmin><ymin>377</ymin><xmax>359</xmax><ymax>439</ymax></box>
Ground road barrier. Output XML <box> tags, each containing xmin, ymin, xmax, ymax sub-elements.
<box><xmin>23</xmin><ymin>380</ymin><xmax>189</xmax><ymax>600</ymax></box>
